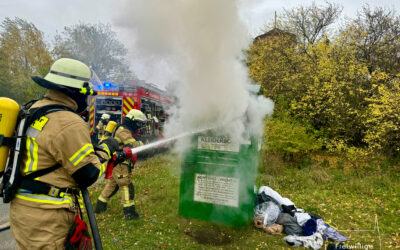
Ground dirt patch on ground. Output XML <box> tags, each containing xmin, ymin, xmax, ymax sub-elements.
<box><xmin>184</xmin><ymin>229</ymin><xmax>233</xmax><ymax>246</ymax></box>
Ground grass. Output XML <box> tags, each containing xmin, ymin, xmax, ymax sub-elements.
<box><xmin>88</xmin><ymin>152</ymin><xmax>400</xmax><ymax>249</ymax></box>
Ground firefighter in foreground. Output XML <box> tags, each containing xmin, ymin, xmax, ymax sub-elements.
<box><xmin>95</xmin><ymin>109</ymin><xmax>146</xmax><ymax>220</ymax></box>
<box><xmin>9</xmin><ymin>58</ymin><xmax>126</xmax><ymax>249</ymax></box>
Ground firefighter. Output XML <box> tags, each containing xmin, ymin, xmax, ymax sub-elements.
<box><xmin>95</xmin><ymin>109</ymin><xmax>147</xmax><ymax>220</ymax></box>
<box><xmin>146</xmin><ymin>113</ymin><xmax>156</xmax><ymax>135</ymax></box>
<box><xmin>9</xmin><ymin>58</ymin><xmax>121</xmax><ymax>249</ymax></box>
<box><xmin>96</xmin><ymin>113</ymin><xmax>111</xmax><ymax>140</ymax></box>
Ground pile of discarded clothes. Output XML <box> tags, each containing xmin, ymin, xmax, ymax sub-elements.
<box><xmin>254</xmin><ymin>186</ymin><xmax>348</xmax><ymax>250</ymax></box>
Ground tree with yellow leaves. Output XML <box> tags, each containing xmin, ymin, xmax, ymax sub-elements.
<box><xmin>250</xmin><ymin>3</ymin><xmax>400</xmax><ymax>158</ymax></box>
<box><xmin>0</xmin><ymin>17</ymin><xmax>52</xmax><ymax>104</ymax></box>
<box><xmin>363</xmin><ymin>72</ymin><xmax>400</xmax><ymax>155</ymax></box>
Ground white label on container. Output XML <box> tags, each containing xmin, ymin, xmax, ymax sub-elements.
<box><xmin>193</xmin><ymin>174</ymin><xmax>239</xmax><ymax>207</ymax></box>
<box><xmin>197</xmin><ymin>136</ymin><xmax>239</xmax><ymax>152</ymax></box>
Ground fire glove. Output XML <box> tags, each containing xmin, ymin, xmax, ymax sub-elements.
<box><xmin>115</xmin><ymin>147</ymin><xmax>133</xmax><ymax>165</ymax></box>
<box><xmin>105</xmin><ymin>147</ymin><xmax>134</xmax><ymax>179</ymax></box>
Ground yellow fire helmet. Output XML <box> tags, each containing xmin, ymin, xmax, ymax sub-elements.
<box><xmin>31</xmin><ymin>58</ymin><xmax>97</xmax><ymax>96</ymax></box>
<box><xmin>125</xmin><ymin>109</ymin><xmax>147</xmax><ymax>122</ymax></box>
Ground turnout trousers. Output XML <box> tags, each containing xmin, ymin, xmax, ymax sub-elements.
<box><xmin>99</xmin><ymin>163</ymin><xmax>135</xmax><ymax>208</ymax></box>
<box><xmin>10</xmin><ymin>201</ymin><xmax>75</xmax><ymax>250</ymax></box>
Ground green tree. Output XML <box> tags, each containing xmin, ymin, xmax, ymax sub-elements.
<box><xmin>53</xmin><ymin>23</ymin><xmax>134</xmax><ymax>82</ymax></box>
<box><xmin>0</xmin><ymin>17</ymin><xmax>52</xmax><ymax>104</ymax></box>
<box><xmin>263</xmin><ymin>101</ymin><xmax>322</xmax><ymax>160</ymax></box>
<box><xmin>0</xmin><ymin>49</ymin><xmax>12</xmax><ymax>97</ymax></box>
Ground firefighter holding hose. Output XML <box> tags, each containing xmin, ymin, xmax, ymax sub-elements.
<box><xmin>3</xmin><ymin>58</ymin><xmax>132</xmax><ymax>249</ymax></box>
<box><xmin>95</xmin><ymin>109</ymin><xmax>146</xmax><ymax>220</ymax></box>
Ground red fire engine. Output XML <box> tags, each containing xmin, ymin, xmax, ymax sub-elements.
<box><xmin>88</xmin><ymin>80</ymin><xmax>170</xmax><ymax>143</ymax></box>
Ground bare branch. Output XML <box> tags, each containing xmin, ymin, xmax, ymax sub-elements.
<box><xmin>52</xmin><ymin>23</ymin><xmax>134</xmax><ymax>82</ymax></box>
<box><xmin>280</xmin><ymin>1</ymin><xmax>343</xmax><ymax>45</ymax></box>
<box><xmin>341</xmin><ymin>5</ymin><xmax>400</xmax><ymax>74</ymax></box>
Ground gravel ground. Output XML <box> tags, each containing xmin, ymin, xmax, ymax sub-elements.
<box><xmin>0</xmin><ymin>199</ymin><xmax>16</xmax><ymax>250</ymax></box>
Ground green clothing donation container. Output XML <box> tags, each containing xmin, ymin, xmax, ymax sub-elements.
<box><xmin>179</xmin><ymin>132</ymin><xmax>260</xmax><ymax>226</ymax></box>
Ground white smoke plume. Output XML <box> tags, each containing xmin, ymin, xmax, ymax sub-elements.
<box><xmin>114</xmin><ymin>0</ymin><xmax>274</xmax><ymax>151</ymax></box>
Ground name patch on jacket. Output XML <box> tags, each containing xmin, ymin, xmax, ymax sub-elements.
<box><xmin>31</xmin><ymin>116</ymin><xmax>49</xmax><ymax>131</ymax></box>
<box><xmin>27</xmin><ymin>116</ymin><xmax>49</xmax><ymax>138</ymax></box>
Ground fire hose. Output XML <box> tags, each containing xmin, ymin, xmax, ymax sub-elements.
<box><xmin>81</xmin><ymin>188</ymin><xmax>103</xmax><ymax>250</ymax></box>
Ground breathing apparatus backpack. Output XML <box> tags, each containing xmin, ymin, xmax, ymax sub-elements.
<box><xmin>0</xmin><ymin>98</ymin><xmax>19</xmax><ymax>179</ymax></box>
<box><xmin>0</xmin><ymin>97</ymin><xmax>72</xmax><ymax>203</ymax></box>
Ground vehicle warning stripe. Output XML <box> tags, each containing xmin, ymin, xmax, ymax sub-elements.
<box><xmin>123</xmin><ymin>97</ymin><xmax>135</xmax><ymax>115</ymax></box>
<box><xmin>124</xmin><ymin>98</ymin><xmax>134</xmax><ymax>110</ymax></box>
<box><xmin>123</xmin><ymin>107</ymin><xmax>129</xmax><ymax>116</ymax></box>
<box><xmin>125</xmin><ymin>97</ymin><xmax>134</xmax><ymax>107</ymax></box>
<box><xmin>89</xmin><ymin>96</ymin><xmax>95</xmax><ymax>134</ymax></box>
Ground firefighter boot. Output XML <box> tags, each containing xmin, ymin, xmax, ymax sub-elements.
<box><xmin>95</xmin><ymin>199</ymin><xmax>107</xmax><ymax>213</ymax></box>
<box><xmin>123</xmin><ymin>205</ymin><xmax>142</xmax><ymax>220</ymax></box>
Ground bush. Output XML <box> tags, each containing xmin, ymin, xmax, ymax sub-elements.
<box><xmin>263</xmin><ymin>111</ymin><xmax>322</xmax><ymax>162</ymax></box>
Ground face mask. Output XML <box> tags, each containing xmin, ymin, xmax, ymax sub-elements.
<box><xmin>76</xmin><ymin>93</ymin><xmax>88</xmax><ymax>113</ymax></box>
<box><xmin>67</xmin><ymin>91</ymin><xmax>88</xmax><ymax>113</ymax></box>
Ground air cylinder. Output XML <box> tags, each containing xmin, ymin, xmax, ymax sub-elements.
<box><xmin>0</xmin><ymin>97</ymin><xmax>19</xmax><ymax>177</ymax></box>
<box><xmin>101</xmin><ymin>121</ymin><xmax>117</xmax><ymax>140</ymax></box>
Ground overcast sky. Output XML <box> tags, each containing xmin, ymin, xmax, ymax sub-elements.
<box><xmin>1</xmin><ymin>0</ymin><xmax>400</xmax><ymax>87</ymax></box>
